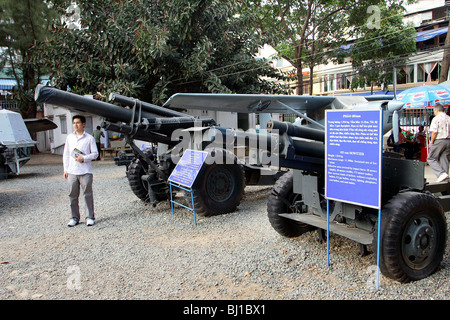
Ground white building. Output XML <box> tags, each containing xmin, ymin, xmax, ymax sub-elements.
<box><xmin>43</xmin><ymin>95</ymin><xmax>105</xmax><ymax>155</ymax></box>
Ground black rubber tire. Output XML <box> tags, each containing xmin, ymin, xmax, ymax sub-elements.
<box><xmin>128</xmin><ymin>157</ymin><xmax>150</xmax><ymax>202</ymax></box>
<box><xmin>267</xmin><ymin>170</ymin><xmax>316</xmax><ymax>237</ymax></box>
<box><xmin>374</xmin><ymin>191</ymin><xmax>447</xmax><ymax>282</ymax></box>
<box><xmin>192</xmin><ymin>163</ymin><xmax>245</xmax><ymax>217</ymax></box>
<box><xmin>127</xmin><ymin>149</ymin><xmax>167</xmax><ymax>202</ymax></box>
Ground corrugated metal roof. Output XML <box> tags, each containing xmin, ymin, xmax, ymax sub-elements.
<box><xmin>0</xmin><ymin>79</ymin><xmax>17</xmax><ymax>90</ymax></box>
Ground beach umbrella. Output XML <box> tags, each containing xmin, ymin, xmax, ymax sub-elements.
<box><xmin>439</xmin><ymin>80</ymin><xmax>450</xmax><ymax>88</ymax></box>
<box><xmin>396</xmin><ymin>84</ymin><xmax>450</xmax><ymax>108</ymax></box>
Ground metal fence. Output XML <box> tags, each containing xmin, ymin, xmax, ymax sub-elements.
<box><xmin>0</xmin><ymin>100</ymin><xmax>19</xmax><ymax>111</ymax></box>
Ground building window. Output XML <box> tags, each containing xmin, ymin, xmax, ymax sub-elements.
<box><xmin>398</xmin><ymin>65</ymin><xmax>415</xmax><ymax>84</ymax></box>
<box><xmin>323</xmin><ymin>74</ymin><xmax>336</xmax><ymax>92</ymax></box>
<box><xmin>419</xmin><ymin>62</ymin><xmax>439</xmax><ymax>82</ymax></box>
<box><xmin>337</xmin><ymin>72</ymin><xmax>351</xmax><ymax>90</ymax></box>
<box><xmin>303</xmin><ymin>82</ymin><xmax>309</xmax><ymax>94</ymax></box>
<box><xmin>323</xmin><ymin>76</ymin><xmax>328</xmax><ymax>92</ymax></box>
<box><xmin>329</xmin><ymin>74</ymin><xmax>335</xmax><ymax>91</ymax></box>
<box><xmin>60</xmin><ymin>116</ymin><xmax>67</xmax><ymax>134</ymax></box>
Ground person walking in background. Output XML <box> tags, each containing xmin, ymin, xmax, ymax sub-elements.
<box><xmin>427</xmin><ymin>104</ymin><xmax>450</xmax><ymax>182</ymax></box>
<box><xmin>93</xmin><ymin>126</ymin><xmax>104</xmax><ymax>160</ymax></box>
<box><xmin>63</xmin><ymin>115</ymin><xmax>98</xmax><ymax>227</ymax></box>
<box><xmin>100</xmin><ymin>127</ymin><xmax>108</xmax><ymax>151</ymax></box>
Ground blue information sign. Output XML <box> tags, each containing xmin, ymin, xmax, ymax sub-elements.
<box><xmin>168</xmin><ymin>149</ymin><xmax>208</xmax><ymax>188</ymax></box>
<box><xmin>325</xmin><ymin>109</ymin><xmax>383</xmax><ymax>209</ymax></box>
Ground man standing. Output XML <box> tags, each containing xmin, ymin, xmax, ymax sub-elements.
<box><xmin>93</xmin><ymin>126</ymin><xmax>104</xmax><ymax>160</ymax></box>
<box><xmin>63</xmin><ymin>115</ymin><xmax>98</xmax><ymax>227</ymax></box>
<box><xmin>427</xmin><ymin>104</ymin><xmax>450</xmax><ymax>182</ymax></box>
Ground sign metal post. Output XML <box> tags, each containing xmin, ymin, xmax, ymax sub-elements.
<box><xmin>168</xmin><ymin>149</ymin><xmax>208</xmax><ymax>225</ymax></box>
<box><xmin>325</xmin><ymin>109</ymin><xmax>383</xmax><ymax>288</ymax></box>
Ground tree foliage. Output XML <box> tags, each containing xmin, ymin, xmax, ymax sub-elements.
<box><xmin>350</xmin><ymin>3</ymin><xmax>416</xmax><ymax>93</ymax></box>
<box><xmin>0</xmin><ymin>0</ymin><xmax>67</xmax><ymax>118</ymax></box>
<box><xmin>41</xmin><ymin>0</ymin><xmax>289</xmax><ymax>105</ymax></box>
<box><xmin>244</xmin><ymin>0</ymin><xmax>414</xmax><ymax>95</ymax></box>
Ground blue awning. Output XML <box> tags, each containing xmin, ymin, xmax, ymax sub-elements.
<box><xmin>340</xmin><ymin>27</ymin><xmax>448</xmax><ymax>50</ymax></box>
<box><xmin>0</xmin><ymin>78</ymin><xmax>50</xmax><ymax>91</ymax></box>
<box><xmin>373</xmin><ymin>90</ymin><xmax>403</xmax><ymax>95</ymax></box>
<box><xmin>336</xmin><ymin>92</ymin><xmax>372</xmax><ymax>96</ymax></box>
<box><xmin>0</xmin><ymin>79</ymin><xmax>17</xmax><ymax>90</ymax></box>
<box><xmin>335</xmin><ymin>90</ymin><xmax>404</xmax><ymax>97</ymax></box>
<box><xmin>416</xmin><ymin>26</ymin><xmax>448</xmax><ymax>42</ymax></box>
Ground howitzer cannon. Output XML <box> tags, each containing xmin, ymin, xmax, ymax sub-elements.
<box><xmin>33</xmin><ymin>85</ymin><xmax>404</xmax><ymax>214</ymax></box>
<box><xmin>36</xmin><ymin>85</ymin><xmax>447</xmax><ymax>282</ymax></box>
<box><xmin>162</xmin><ymin>93</ymin><xmax>448</xmax><ymax>283</ymax></box>
<box><xmin>35</xmin><ymin>85</ymin><xmax>333</xmax><ymax>216</ymax></box>
<box><xmin>35</xmin><ymin>85</ymin><xmax>293</xmax><ymax>216</ymax></box>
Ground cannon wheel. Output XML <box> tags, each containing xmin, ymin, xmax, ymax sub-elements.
<box><xmin>127</xmin><ymin>149</ymin><xmax>167</xmax><ymax>202</ymax></box>
<box><xmin>267</xmin><ymin>170</ymin><xmax>316</xmax><ymax>237</ymax></box>
<box><xmin>192</xmin><ymin>163</ymin><xmax>245</xmax><ymax>217</ymax></box>
<box><xmin>374</xmin><ymin>191</ymin><xmax>447</xmax><ymax>282</ymax></box>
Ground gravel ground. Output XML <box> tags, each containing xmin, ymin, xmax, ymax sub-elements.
<box><xmin>0</xmin><ymin>153</ymin><xmax>449</xmax><ymax>301</ymax></box>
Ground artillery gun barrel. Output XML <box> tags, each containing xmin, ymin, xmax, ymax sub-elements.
<box><xmin>290</xmin><ymin>140</ymin><xmax>324</xmax><ymax>158</ymax></box>
<box><xmin>212</xmin><ymin>127</ymin><xmax>276</xmax><ymax>151</ymax></box>
<box><xmin>267</xmin><ymin>120</ymin><xmax>324</xmax><ymax>142</ymax></box>
<box><xmin>104</xmin><ymin>117</ymin><xmax>215</xmax><ymax>139</ymax></box>
<box><xmin>148</xmin><ymin>117</ymin><xmax>216</xmax><ymax>134</ymax></box>
<box><xmin>109</xmin><ymin>93</ymin><xmax>189</xmax><ymax>118</ymax></box>
<box><xmin>102</xmin><ymin>122</ymin><xmax>179</xmax><ymax>146</ymax></box>
<box><xmin>35</xmin><ymin>85</ymin><xmax>215</xmax><ymax>131</ymax></box>
<box><xmin>35</xmin><ymin>84</ymin><xmax>158</xmax><ymax>123</ymax></box>
<box><xmin>213</xmin><ymin>127</ymin><xmax>324</xmax><ymax>158</ymax></box>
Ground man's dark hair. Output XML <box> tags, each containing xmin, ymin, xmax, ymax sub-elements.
<box><xmin>73</xmin><ymin>115</ymin><xmax>86</xmax><ymax>123</ymax></box>
<box><xmin>96</xmin><ymin>126</ymin><xmax>101</xmax><ymax>130</ymax></box>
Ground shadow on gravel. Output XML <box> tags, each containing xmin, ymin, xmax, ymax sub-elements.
<box><xmin>0</xmin><ymin>190</ymin><xmax>28</xmax><ymax>212</ymax></box>
<box><xmin>1</xmin><ymin>171</ymin><xmax>59</xmax><ymax>180</ymax></box>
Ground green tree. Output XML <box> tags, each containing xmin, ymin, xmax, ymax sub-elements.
<box><xmin>41</xmin><ymin>0</ymin><xmax>288</xmax><ymax>105</ymax></box>
<box><xmin>246</xmin><ymin>0</ymin><xmax>384</xmax><ymax>95</ymax></box>
<box><xmin>0</xmin><ymin>0</ymin><xmax>68</xmax><ymax>118</ymax></box>
<box><xmin>350</xmin><ymin>4</ymin><xmax>416</xmax><ymax>93</ymax></box>
<box><xmin>244</xmin><ymin>0</ymin><xmax>415</xmax><ymax>95</ymax></box>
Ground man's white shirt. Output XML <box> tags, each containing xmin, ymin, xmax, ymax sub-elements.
<box><xmin>430</xmin><ymin>112</ymin><xmax>450</xmax><ymax>140</ymax></box>
<box><xmin>63</xmin><ymin>132</ymin><xmax>98</xmax><ymax>175</ymax></box>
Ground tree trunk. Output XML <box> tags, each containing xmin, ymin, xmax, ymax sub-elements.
<box><xmin>439</xmin><ymin>23</ymin><xmax>450</xmax><ymax>83</ymax></box>
<box><xmin>25</xmin><ymin>101</ymin><xmax>37</xmax><ymax>119</ymax></box>
<box><xmin>22</xmin><ymin>64</ymin><xmax>37</xmax><ymax>119</ymax></box>
<box><xmin>296</xmin><ymin>67</ymin><xmax>303</xmax><ymax>95</ymax></box>
<box><xmin>295</xmin><ymin>45</ymin><xmax>304</xmax><ymax>95</ymax></box>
